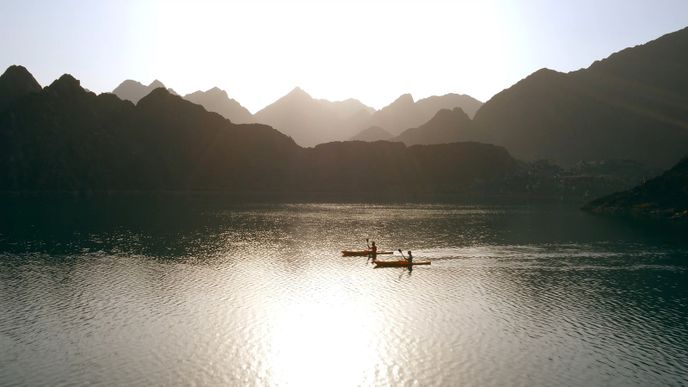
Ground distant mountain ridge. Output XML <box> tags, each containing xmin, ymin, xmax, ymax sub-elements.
<box><xmin>110</xmin><ymin>78</ymin><xmax>482</xmax><ymax>146</ymax></box>
<box><xmin>253</xmin><ymin>89</ymin><xmax>482</xmax><ymax>146</ymax></box>
<box><xmin>112</xmin><ymin>79</ymin><xmax>178</xmax><ymax>104</ymax></box>
<box><xmin>252</xmin><ymin>87</ymin><xmax>376</xmax><ymax>147</ymax></box>
<box><xmin>369</xmin><ymin>93</ymin><xmax>482</xmax><ymax>136</ymax></box>
<box><xmin>183</xmin><ymin>87</ymin><xmax>253</xmax><ymax>124</ymax></box>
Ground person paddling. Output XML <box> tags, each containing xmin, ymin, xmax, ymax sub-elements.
<box><xmin>369</xmin><ymin>241</ymin><xmax>378</xmax><ymax>262</ymax></box>
<box><xmin>398</xmin><ymin>249</ymin><xmax>413</xmax><ymax>264</ymax></box>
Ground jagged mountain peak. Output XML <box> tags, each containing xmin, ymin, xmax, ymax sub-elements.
<box><xmin>1</xmin><ymin>65</ymin><xmax>40</xmax><ymax>87</ymax></box>
<box><xmin>46</xmin><ymin>74</ymin><xmax>84</xmax><ymax>96</ymax></box>
<box><xmin>0</xmin><ymin>65</ymin><xmax>43</xmax><ymax>111</ymax></box>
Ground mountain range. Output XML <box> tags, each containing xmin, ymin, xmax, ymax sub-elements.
<box><xmin>3</xmin><ymin>25</ymin><xmax>687</xmax><ymax>200</ymax></box>
<box><xmin>0</xmin><ymin>66</ymin><xmax>511</xmax><ymax>196</ymax></box>
<box><xmin>252</xmin><ymin>87</ymin><xmax>375</xmax><ymax>147</ymax></box>
<box><xmin>254</xmin><ymin>90</ymin><xmax>483</xmax><ymax>147</ymax></box>
<box><xmin>391</xmin><ymin>26</ymin><xmax>688</xmax><ymax>168</ymax></box>
<box><xmin>183</xmin><ymin>87</ymin><xmax>253</xmax><ymax>124</ymax></box>
<box><xmin>112</xmin><ymin>80</ymin><xmax>483</xmax><ymax>147</ymax></box>
<box><xmin>111</xmin><ymin>79</ymin><xmax>177</xmax><ymax>103</ymax></box>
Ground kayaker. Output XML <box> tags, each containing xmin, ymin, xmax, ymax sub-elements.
<box><xmin>369</xmin><ymin>241</ymin><xmax>378</xmax><ymax>262</ymax></box>
<box><xmin>407</xmin><ymin>251</ymin><xmax>413</xmax><ymax>264</ymax></box>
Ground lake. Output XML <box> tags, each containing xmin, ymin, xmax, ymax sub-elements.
<box><xmin>1</xmin><ymin>198</ymin><xmax>687</xmax><ymax>386</ymax></box>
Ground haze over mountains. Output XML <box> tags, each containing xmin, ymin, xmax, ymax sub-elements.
<box><xmin>183</xmin><ymin>87</ymin><xmax>253</xmax><ymax>124</ymax></box>
<box><xmin>253</xmin><ymin>91</ymin><xmax>482</xmax><ymax>146</ymax></box>
<box><xmin>350</xmin><ymin>126</ymin><xmax>393</xmax><ymax>142</ymax></box>
<box><xmin>252</xmin><ymin>87</ymin><xmax>375</xmax><ymax>147</ymax></box>
<box><xmin>111</xmin><ymin>79</ymin><xmax>177</xmax><ymax>104</ymax></box>
<box><xmin>112</xmin><ymin>80</ymin><xmax>483</xmax><ymax>147</ymax></box>
<box><xmin>109</xmin><ymin>25</ymin><xmax>688</xmax><ymax>164</ymax></box>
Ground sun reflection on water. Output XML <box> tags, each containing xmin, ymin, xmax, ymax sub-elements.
<box><xmin>261</xmin><ymin>278</ymin><xmax>381</xmax><ymax>386</ymax></box>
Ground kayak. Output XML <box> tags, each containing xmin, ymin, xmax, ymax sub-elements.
<box><xmin>374</xmin><ymin>259</ymin><xmax>431</xmax><ymax>267</ymax></box>
<box><xmin>341</xmin><ymin>250</ymin><xmax>394</xmax><ymax>257</ymax></box>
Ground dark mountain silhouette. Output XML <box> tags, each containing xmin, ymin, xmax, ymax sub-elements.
<box><xmin>368</xmin><ymin>93</ymin><xmax>482</xmax><ymax>136</ymax></box>
<box><xmin>0</xmin><ymin>65</ymin><xmax>42</xmax><ymax>112</ymax></box>
<box><xmin>252</xmin><ymin>87</ymin><xmax>374</xmax><ymax>147</ymax></box>
<box><xmin>298</xmin><ymin>141</ymin><xmax>517</xmax><ymax>194</ymax></box>
<box><xmin>112</xmin><ymin>79</ymin><xmax>177</xmax><ymax>103</ymax></box>
<box><xmin>1</xmin><ymin>71</ymin><xmax>300</xmax><ymax>191</ymax></box>
<box><xmin>0</xmin><ymin>67</ymin><xmax>518</xmax><ymax>197</ymax></box>
<box><xmin>350</xmin><ymin>126</ymin><xmax>393</xmax><ymax>141</ymax></box>
<box><xmin>394</xmin><ymin>107</ymin><xmax>477</xmax><ymax>146</ymax></box>
<box><xmin>472</xmin><ymin>27</ymin><xmax>688</xmax><ymax>168</ymax></box>
<box><xmin>583</xmin><ymin>156</ymin><xmax>688</xmax><ymax>219</ymax></box>
<box><xmin>183</xmin><ymin>87</ymin><xmax>253</xmax><ymax>123</ymax></box>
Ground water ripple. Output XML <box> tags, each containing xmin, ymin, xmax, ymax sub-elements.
<box><xmin>1</xmin><ymin>203</ymin><xmax>687</xmax><ymax>386</ymax></box>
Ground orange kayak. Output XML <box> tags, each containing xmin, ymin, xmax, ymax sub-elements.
<box><xmin>341</xmin><ymin>250</ymin><xmax>394</xmax><ymax>257</ymax></box>
<box><xmin>374</xmin><ymin>259</ymin><xmax>431</xmax><ymax>267</ymax></box>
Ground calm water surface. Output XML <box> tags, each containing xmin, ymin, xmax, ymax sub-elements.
<box><xmin>1</xmin><ymin>199</ymin><xmax>687</xmax><ymax>386</ymax></box>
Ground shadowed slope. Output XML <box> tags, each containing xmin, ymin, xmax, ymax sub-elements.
<box><xmin>473</xmin><ymin>27</ymin><xmax>688</xmax><ymax>168</ymax></box>
<box><xmin>394</xmin><ymin>108</ymin><xmax>476</xmax><ymax>146</ymax></box>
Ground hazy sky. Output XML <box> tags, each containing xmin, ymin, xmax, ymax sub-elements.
<box><xmin>1</xmin><ymin>0</ymin><xmax>687</xmax><ymax>112</ymax></box>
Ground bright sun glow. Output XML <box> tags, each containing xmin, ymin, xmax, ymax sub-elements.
<box><xmin>144</xmin><ymin>0</ymin><xmax>523</xmax><ymax>111</ymax></box>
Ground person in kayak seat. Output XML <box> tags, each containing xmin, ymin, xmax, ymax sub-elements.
<box><xmin>407</xmin><ymin>251</ymin><xmax>413</xmax><ymax>264</ymax></box>
<box><xmin>368</xmin><ymin>241</ymin><xmax>378</xmax><ymax>262</ymax></box>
